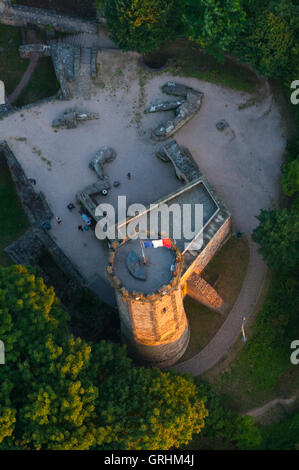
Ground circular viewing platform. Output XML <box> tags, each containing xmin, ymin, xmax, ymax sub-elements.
<box><xmin>112</xmin><ymin>238</ymin><xmax>178</xmax><ymax>295</ymax></box>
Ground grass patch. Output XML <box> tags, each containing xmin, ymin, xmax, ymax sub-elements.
<box><xmin>0</xmin><ymin>25</ymin><xmax>59</xmax><ymax>106</ymax></box>
<box><xmin>160</xmin><ymin>39</ymin><xmax>257</xmax><ymax>93</ymax></box>
<box><xmin>15</xmin><ymin>57</ymin><xmax>59</xmax><ymax>107</ymax></box>
<box><xmin>0</xmin><ymin>25</ymin><xmax>28</xmax><ymax>95</ymax></box>
<box><xmin>179</xmin><ymin>235</ymin><xmax>250</xmax><ymax>362</ymax></box>
<box><xmin>214</xmin><ymin>272</ymin><xmax>299</xmax><ymax>413</ymax></box>
<box><xmin>0</xmin><ymin>157</ymin><xmax>29</xmax><ymax>265</ymax></box>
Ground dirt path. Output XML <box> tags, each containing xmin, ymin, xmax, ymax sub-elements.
<box><xmin>246</xmin><ymin>394</ymin><xmax>299</xmax><ymax>418</ymax></box>
<box><xmin>8</xmin><ymin>53</ymin><xmax>40</xmax><ymax>105</ymax></box>
<box><xmin>172</xmin><ymin>239</ymin><xmax>267</xmax><ymax>375</ymax></box>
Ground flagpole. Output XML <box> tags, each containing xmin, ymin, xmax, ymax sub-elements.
<box><xmin>140</xmin><ymin>240</ymin><xmax>146</xmax><ymax>265</ymax></box>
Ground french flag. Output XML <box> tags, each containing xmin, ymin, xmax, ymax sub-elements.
<box><xmin>143</xmin><ymin>239</ymin><xmax>172</xmax><ymax>248</ymax></box>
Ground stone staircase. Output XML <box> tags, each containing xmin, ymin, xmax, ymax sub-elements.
<box><xmin>49</xmin><ymin>35</ymin><xmax>98</xmax><ymax>81</ymax></box>
<box><xmin>17</xmin><ymin>31</ymin><xmax>118</xmax><ymax>99</ymax></box>
<box><xmin>202</xmin><ymin>211</ymin><xmax>227</xmax><ymax>247</ymax></box>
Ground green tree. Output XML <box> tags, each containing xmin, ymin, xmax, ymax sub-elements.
<box><xmin>0</xmin><ymin>265</ymin><xmax>102</xmax><ymax>449</ymax></box>
<box><xmin>0</xmin><ymin>265</ymin><xmax>208</xmax><ymax>450</ymax></box>
<box><xmin>282</xmin><ymin>159</ymin><xmax>299</xmax><ymax>197</ymax></box>
<box><xmin>252</xmin><ymin>209</ymin><xmax>299</xmax><ymax>272</ymax></box>
<box><xmin>0</xmin><ymin>382</ymin><xmax>16</xmax><ymax>446</ymax></box>
<box><xmin>182</xmin><ymin>0</ymin><xmax>246</xmax><ymax>59</ymax></box>
<box><xmin>261</xmin><ymin>410</ymin><xmax>299</xmax><ymax>450</ymax></box>
<box><xmin>233</xmin><ymin>1</ymin><xmax>299</xmax><ymax>84</ymax></box>
<box><xmin>193</xmin><ymin>380</ymin><xmax>261</xmax><ymax>450</ymax></box>
<box><xmin>104</xmin><ymin>0</ymin><xmax>182</xmax><ymax>53</ymax></box>
<box><xmin>243</xmin><ymin>11</ymin><xmax>294</xmax><ymax>77</ymax></box>
<box><xmin>281</xmin><ymin>142</ymin><xmax>299</xmax><ymax>197</ymax></box>
<box><xmin>97</xmin><ymin>367</ymin><xmax>208</xmax><ymax>450</ymax></box>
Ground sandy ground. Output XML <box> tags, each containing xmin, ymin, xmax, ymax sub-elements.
<box><xmin>0</xmin><ymin>55</ymin><xmax>286</xmax><ymax>303</ymax></box>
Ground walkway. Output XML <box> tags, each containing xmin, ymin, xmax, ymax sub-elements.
<box><xmin>246</xmin><ymin>393</ymin><xmax>299</xmax><ymax>419</ymax></box>
<box><xmin>172</xmin><ymin>240</ymin><xmax>267</xmax><ymax>375</ymax></box>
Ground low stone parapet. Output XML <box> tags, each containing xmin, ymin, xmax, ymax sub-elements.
<box><xmin>0</xmin><ymin>1</ymin><xmax>97</xmax><ymax>34</ymax></box>
<box><xmin>0</xmin><ymin>140</ymin><xmax>53</xmax><ymax>227</ymax></box>
<box><xmin>19</xmin><ymin>43</ymin><xmax>51</xmax><ymax>58</ymax></box>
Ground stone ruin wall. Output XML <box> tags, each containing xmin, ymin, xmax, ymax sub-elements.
<box><xmin>0</xmin><ymin>0</ymin><xmax>97</xmax><ymax>34</ymax></box>
<box><xmin>0</xmin><ymin>141</ymin><xmax>85</xmax><ymax>286</ymax></box>
<box><xmin>186</xmin><ymin>274</ymin><xmax>225</xmax><ymax>313</ymax></box>
<box><xmin>181</xmin><ymin>216</ymin><xmax>232</xmax><ymax>285</ymax></box>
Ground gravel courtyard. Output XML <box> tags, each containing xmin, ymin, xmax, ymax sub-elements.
<box><xmin>0</xmin><ymin>56</ymin><xmax>286</xmax><ymax>303</ymax></box>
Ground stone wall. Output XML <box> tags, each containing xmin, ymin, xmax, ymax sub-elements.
<box><xmin>182</xmin><ymin>216</ymin><xmax>232</xmax><ymax>283</ymax></box>
<box><xmin>19</xmin><ymin>43</ymin><xmax>51</xmax><ymax>58</ymax></box>
<box><xmin>50</xmin><ymin>43</ymin><xmax>73</xmax><ymax>99</ymax></box>
<box><xmin>0</xmin><ymin>0</ymin><xmax>97</xmax><ymax>34</ymax></box>
<box><xmin>19</xmin><ymin>42</ymin><xmax>74</xmax><ymax>100</ymax></box>
<box><xmin>0</xmin><ymin>96</ymin><xmax>13</xmax><ymax>118</ymax></box>
<box><xmin>35</xmin><ymin>228</ymin><xmax>84</xmax><ymax>284</ymax></box>
<box><xmin>4</xmin><ymin>227</ymin><xmax>84</xmax><ymax>285</ymax></box>
<box><xmin>186</xmin><ymin>274</ymin><xmax>225</xmax><ymax>313</ymax></box>
<box><xmin>0</xmin><ymin>140</ymin><xmax>53</xmax><ymax>226</ymax></box>
<box><xmin>0</xmin><ymin>95</ymin><xmax>57</xmax><ymax>119</ymax></box>
<box><xmin>121</xmin><ymin>320</ymin><xmax>190</xmax><ymax>368</ymax></box>
<box><xmin>4</xmin><ymin>228</ymin><xmax>43</xmax><ymax>265</ymax></box>
<box><xmin>1</xmin><ymin>141</ymin><xmax>85</xmax><ymax>286</ymax></box>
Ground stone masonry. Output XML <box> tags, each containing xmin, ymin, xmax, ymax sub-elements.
<box><xmin>1</xmin><ymin>141</ymin><xmax>85</xmax><ymax>287</ymax></box>
<box><xmin>161</xmin><ymin>139</ymin><xmax>202</xmax><ymax>183</ymax></box>
<box><xmin>186</xmin><ymin>274</ymin><xmax>225</xmax><ymax>313</ymax></box>
<box><xmin>108</xmin><ymin>237</ymin><xmax>190</xmax><ymax>368</ymax></box>
<box><xmin>0</xmin><ymin>140</ymin><xmax>53</xmax><ymax>227</ymax></box>
<box><xmin>146</xmin><ymin>82</ymin><xmax>204</xmax><ymax>141</ymax></box>
<box><xmin>0</xmin><ymin>0</ymin><xmax>97</xmax><ymax>34</ymax></box>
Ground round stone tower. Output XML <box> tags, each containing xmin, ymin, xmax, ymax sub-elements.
<box><xmin>107</xmin><ymin>236</ymin><xmax>189</xmax><ymax>368</ymax></box>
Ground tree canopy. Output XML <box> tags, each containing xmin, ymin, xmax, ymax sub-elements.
<box><xmin>0</xmin><ymin>265</ymin><xmax>207</xmax><ymax>450</ymax></box>
<box><xmin>281</xmin><ymin>141</ymin><xmax>299</xmax><ymax>197</ymax></box>
<box><xmin>252</xmin><ymin>209</ymin><xmax>299</xmax><ymax>273</ymax></box>
<box><xmin>97</xmin><ymin>367</ymin><xmax>207</xmax><ymax>450</ymax></box>
<box><xmin>104</xmin><ymin>0</ymin><xmax>182</xmax><ymax>53</ymax></box>
<box><xmin>182</xmin><ymin>0</ymin><xmax>246</xmax><ymax>59</ymax></box>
